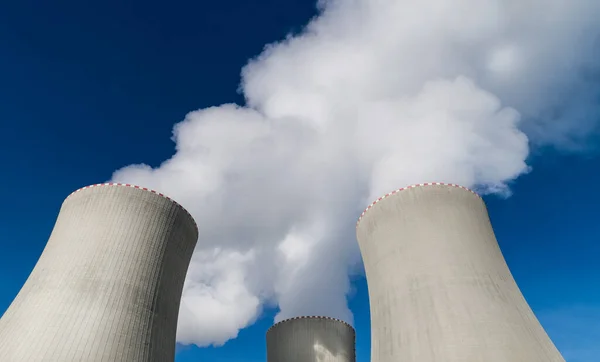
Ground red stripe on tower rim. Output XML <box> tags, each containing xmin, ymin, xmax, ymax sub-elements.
<box><xmin>65</xmin><ymin>182</ymin><xmax>198</xmax><ymax>234</ymax></box>
<box><xmin>356</xmin><ymin>182</ymin><xmax>480</xmax><ymax>228</ymax></box>
<box><xmin>266</xmin><ymin>315</ymin><xmax>355</xmax><ymax>334</ymax></box>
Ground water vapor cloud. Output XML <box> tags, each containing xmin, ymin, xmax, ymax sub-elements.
<box><xmin>111</xmin><ymin>0</ymin><xmax>600</xmax><ymax>346</ymax></box>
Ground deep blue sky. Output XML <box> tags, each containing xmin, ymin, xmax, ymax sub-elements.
<box><xmin>0</xmin><ymin>1</ymin><xmax>599</xmax><ymax>361</ymax></box>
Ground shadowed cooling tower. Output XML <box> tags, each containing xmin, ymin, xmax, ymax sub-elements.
<box><xmin>356</xmin><ymin>183</ymin><xmax>564</xmax><ymax>362</ymax></box>
<box><xmin>0</xmin><ymin>183</ymin><xmax>198</xmax><ymax>361</ymax></box>
<box><xmin>266</xmin><ymin>316</ymin><xmax>356</xmax><ymax>362</ymax></box>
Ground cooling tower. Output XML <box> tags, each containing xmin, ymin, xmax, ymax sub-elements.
<box><xmin>0</xmin><ymin>183</ymin><xmax>198</xmax><ymax>361</ymax></box>
<box><xmin>356</xmin><ymin>183</ymin><xmax>564</xmax><ymax>362</ymax></box>
<box><xmin>266</xmin><ymin>316</ymin><xmax>356</xmax><ymax>362</ymax></box>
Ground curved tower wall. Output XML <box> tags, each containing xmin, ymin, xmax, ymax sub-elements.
<box><xmin>356</xmin><ymin>183</ymin><xmax>564</xmax><ymax>362</ymax></box>
<box><xmin>0</xmin><ymin>183</ymin><xmax>198</xmax><ymax>362</ymax></box>
<box><xmin>266</xmin><ymin>316</ymin><xmax>356</xmax><ymax>362</ymax></box>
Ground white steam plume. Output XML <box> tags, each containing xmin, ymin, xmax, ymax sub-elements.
<box><xmin>111</xmin><ymin>0</ymin><xmax>600</xmax><ymax>346</ymax></box>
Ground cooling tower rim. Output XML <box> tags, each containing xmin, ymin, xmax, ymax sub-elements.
<box><xmin>356</xmin><ymin>182</ymin><xmax>480</xmax><ymax>228</ymax></box>
<box><xmin>266</xmin><ymin>315</ymin><xmax>355</xmax><ymax>334</ymax></box>
<box><xmin>65</xmin><ymin>183</ymin><xmax>198</xmax><ymax>234</ymax></box>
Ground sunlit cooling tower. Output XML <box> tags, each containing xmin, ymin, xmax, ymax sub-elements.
<box><xmin>266</xmin><ymin>316</ymin><xmax>356</xmax><ymax>362</ymax></box>
<box><xmin>356</xmin><ymin>183</ymin><xmax>564</xmax><ymax>362</ymax></box>
<box><xmin>0</xmin><ymin>183</ymin><xmax>198</xmax><ymax>361</ymax></box>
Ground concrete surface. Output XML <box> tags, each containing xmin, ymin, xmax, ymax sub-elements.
<box><xmin>356</xmin><ymin>184</ymin><xmax>564</xmax><ymax>362</ymax></box>
<box><xmin>267</xmin><ymin>316</ymin><xmax>355</xmax><ymax>362</ymax></box>
<box><xmin>0</xmin><ymin>184</ymin><xmax>198</xmax><ymax>361</ymax></box>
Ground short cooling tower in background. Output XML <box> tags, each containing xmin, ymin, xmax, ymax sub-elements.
<box><xmin>0</xmin><ymin>183</ymin><xmax>198</xmax><ymax>361</ymax></box>
<box><xmin>266</xmin><ymin>316</ymin><xmax>356</xmax><ymax>362</ymax></box>
<box><xmin>356</xmin><ymin>183</ymin><xmax>565</xmax><ymax>362</ymax></box>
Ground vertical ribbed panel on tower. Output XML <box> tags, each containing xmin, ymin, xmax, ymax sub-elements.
<box><xmin>356</xmin><ymin>184</ymin><xmax>564</xmax><ymax>362</ymax></box>
<box><xmin>0</xmin><ymin>184</ymin><xmax>198</xmax><ymax>361</ymax></box>
<box><xmin>266</xmin><ymin>316</ymin><xmax>356</xmax><ymax>362</ymax></box>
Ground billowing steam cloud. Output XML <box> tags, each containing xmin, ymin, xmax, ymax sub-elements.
<box><xmin>111</xmin><ymin>0</ymin><xmax>600</xmax><ymax>347</ymax></box>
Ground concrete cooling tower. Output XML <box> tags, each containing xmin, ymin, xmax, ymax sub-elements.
<box><xmin>356</xmin><ymin>183</ymin><xmax>564</xmax><ymax>362</ymax></box>
<box><xmin>266</xmin><ymin>316</ymin><xmax>355</xmax><ymax>362</ymax></box>
<box><xmin>0</xmin><ymin>183</ymin><xmax>198</xmax><ymax>362</ymax></box>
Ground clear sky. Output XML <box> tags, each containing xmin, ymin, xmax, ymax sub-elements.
<box><xmin>1</xmin><ymin>1</ymin><xmax>599</xmax><ymax>361</ymax></box>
